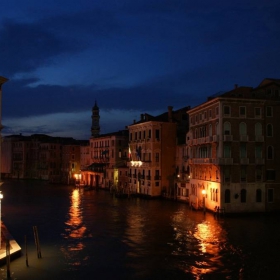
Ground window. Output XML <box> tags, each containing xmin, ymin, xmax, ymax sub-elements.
<box><xmin>223</xmin><ymin>105</ymin><xmax>230</xmax><ymax>115</ymax></box>
<box><xmin>266</xmin><ymin>170</ymin><xmax>275</xmax><ymax>181</ymax></box>
<box><xmin>267</xmin><ymin>146</ymin><xmax>273</xmax><ymax>160</ymax></box>
<box><xmin>216</xmin><ymin>107</ymin><xmax>219</xmax><ymax>116</ymax></box>
<box><xmin>240</xmin><ymin>143</ymin><xmax>247</xmax><ymax>158</ymax></box>
<box><xmin>209</xmin><ymin>109</ymin><xmax>212</xmax><ymax>118</ymax></box>
<box><xmin>155</xmin><ymin>153</ymin><xmax>159</xmax><ymax>162</ymax></box>
<box><xmin>239</xmin><ymin>122</ymin><xmax>247</xmax><ymax>135</ymax></box>
<box><xmin>224</xmin><ymin>144</ymin><xmax>231</xmax><ymax>158</ymax></box>
<box><xmin>255</xmin><ymin>144</ymin><xmax>262</xmax><ymax>158</ymax></box>
<box><xmin>239</xmin><ymin>106</ymin><xmax>246</xmax><ymax>116</ymax></box>
<box><xmin>255</xmin><ymin>107</ymin><xmax>261</xmax><ymax>117</ymax></box>
<box><xmin>209</xmin><ymin>124</ymin><xmax>212</xmax><ymax>136</ymax></box>
<box><xmin>155</xmin><ymin>129</ymin><xmax>160</xmax><ymax>140</ymax></box>
<box><xmin>224</xmin><ymin>167</ymin><xmax>230</xmax><ymax>182</ymax></box>
<box><xmin>266</xmin><ymin>107</ymin><xmax>273</xmax><ymax>117</ymax></box>
<box><xmin>267</xmin><ymin>188</ymin><xmax>274</xmax><ymax>203</ymax></box>
<box><xmin>224</xmin><ymin>122</ymin><xmax>231</xmax><ymax>135</ymax></box>
<box><xmin>267</xmin><ymin>124</ymin><xmax>273</xmax><ymax>137</ymax></box>
<box><xmin>256</xmin><ymin>189</ymin><xmax>262</xmax><ymax>202</ymax></box>
<box><xmin>255</xmin><ymin>123</ymin><xmax>262</xmax><ymax>136</ymax></box>
<box><xmin>241</xmin><ymin>166</ymin><xmax>246</xmax><ymax>182</ymax></box>
<box><xmin>225</xmin><ymin>189</ymin><xmax>230</xmax><ymax>203</ymax></box>
<box><xmin>241</xmin><ymin>189</ymin><xmax>246</xmax><ymax>203</ymax></box>
<box><xmin>256</xmin><ymin>166</ymin><xmax>262</xmax><ymax>181</ymax></box>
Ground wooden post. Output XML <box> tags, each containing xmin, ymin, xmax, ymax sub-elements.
<box><xmin>33</xmin><ymin>226</ymin><xmax>42</xmax><ymax>259</ymax></box>
<box><xmin>6</xmin><ymin>239</ymin><xmax>10</xmax><ymax>279</ymax></box>
<box><xmin>25</xmin><ymin>235</ymin><xmax>29</xmax><ymax>267</ymax></box>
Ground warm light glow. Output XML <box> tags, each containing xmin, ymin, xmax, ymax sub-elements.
<box><xmin>202</xmin><ymin>189</ymin><xmax>206</xmax><ymax>195</ymax></box>
<box><xmin>0</xmin><ymin>193</ymin><xmax>3</xmax><ymax>199</ymax></box>
<box><xmin>131</xmin><ymin>160</ymin><xmax>143</xmax><ymax>167</ymax></box>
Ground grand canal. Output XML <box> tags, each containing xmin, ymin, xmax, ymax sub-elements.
<box><xmin>0</xmin><ymin>180</ymin><xmax>279</xmax><ymax>279</ymax></box>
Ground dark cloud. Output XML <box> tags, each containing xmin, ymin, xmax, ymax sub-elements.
<box><xmin>0</xmin><ymin>20</ymin><xmax>83</xmax><ymax>76</ymax></box>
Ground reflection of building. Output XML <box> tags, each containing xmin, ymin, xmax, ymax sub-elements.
<box><xmin>127</xmin><ymin>106</ymin><xmax>190</xmax><ymax>197</ymax></box>
<box><xmin>187</xmin><ymin>79</ymin><xmax>280</xmax><ymax>213</ymax></box>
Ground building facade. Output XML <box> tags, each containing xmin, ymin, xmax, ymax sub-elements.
<box><xmin>187</xmin><ymin>79</ymin><xmax>280</xmax><ymax>213</ymax></box>
<box><xmin>81</xmin><ymin>130</ymin><xmax>129</xmax><ymax>190</ymax></box>
<box><xmin>127</xmin><ymin>106</ymin><xmax>189</xmax><ymax>197</ymax></box>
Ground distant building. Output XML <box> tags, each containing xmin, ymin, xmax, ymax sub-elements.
<box><xmin>1</xmin><ymin>134</ymin><xmax>87</xmax><ymax>183</ymax></box>
<box><xmin>187</xmin><ymin>78</ymin><xmax>280</xmax><ymax>213</ymax></box>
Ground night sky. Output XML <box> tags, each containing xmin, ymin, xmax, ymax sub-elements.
<box><xmin>1</xmin><ymin>0</ymin><xmax>280</xmax><ymax>139</ymax></box>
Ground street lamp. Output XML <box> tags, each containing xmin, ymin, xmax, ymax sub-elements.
<box><xmin>0</xmin><ymin>191</ymin><xmax>3</xmax><ymax>249</ymax></box>
<box><xmin>202</xmin><ymin>189</ymin><xmax>206</xmax><ymax>214</ymax></box>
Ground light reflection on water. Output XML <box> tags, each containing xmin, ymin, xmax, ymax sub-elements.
<box><xmin>2</xmin><ymin>181</ymin><xmax>280</xmax><ymax>279</ymax></box>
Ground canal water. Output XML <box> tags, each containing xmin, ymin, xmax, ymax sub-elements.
<box><xmin>0</xmin><ymin>180</ymin><xmax>279</xmax><ymax>279</ymax></box>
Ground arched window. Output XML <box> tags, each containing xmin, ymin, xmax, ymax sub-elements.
<box><xmin>225</xmin><ymin>189</ymin><xmax>230</xmax><ymax>203</ymax></box>
<box><xmin>241</xmin><ymin>189</ymin><xmax>246</xmax><ymax>203</ymax></box>
<box><xmin>255</xmin><ymin>123</ymin><xmax>262</xmax><ymax>136</ymax></box>
<box><xmin>224</xmin><ymin>122</ymin><xmax>231</xmax><ymax>135</ymax></box>
<box><xmin>267</xmin><ymin>124</ymin><xmax>273</xmax><ymax>137</ymax></box>
<box><xmin>215</xmin><ymin>189</ymin><xmax>218</xmax><ymax>202</ymax></box>
<box><xmin>239</xmin><ymin>122</ymin><xmax>247</xmax><ymax>135</ymax></box>
<box><xmin>267</xmin><ymin>146</ymin><xmax>274</xmax><ymax>159</ymax></box>
<box><xmin>256</xmin><ymin>189</ymin><xmax>262</xmax><ymax>202</ymax></box>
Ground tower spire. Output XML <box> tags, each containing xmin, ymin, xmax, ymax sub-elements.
<box><xmin>91</xmin><ymin>100</ymin><xmax>100</xmax><ymax>137</ymax></box>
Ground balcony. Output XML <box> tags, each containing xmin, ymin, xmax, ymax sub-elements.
<box><xmin>154</xmin><ymin>176</ymin><xmax>161</xmax><ymax>180</ymax></box>
<box><xmin>240</xmin><ymin>135</ymin><xmax>248</xmax><ymax>142</ymax></box>
<box><xmin>198</xmin><ymin>138</ymin><xmax>205</xmax><ymax>144</ymax></box>
<box><xmin>255</xmin><ymin>158</ymin><xmax>265</xmax><ymax>165</ymax></box>
<box><xmin>213</xmin><ymin>135</ymin><xmax>219</xmax><ymax>142</ymax></box>
<box><xmin>240</xmin><ymin>158</ymin><xmax>249</xmax><ymax>164</ymax></box>
<box><xmin>213</xmin><ymin>158</ymin><xmax>233</xmax><ymax>165</ymax></box>
<box><xmin>205</xmin><ymin>136</ymin><xmax>213</xmax><ymax>143</ymax></box>
<box><xmin>223</xmin><ymin>135</ymin><xmax>233</xmax><ymax>141</ymax></box>
<box><xmin>255</xmin><ymin>135</ymin><xmax>264</xmax><ymax>142</ymax></box>
<box><xmin>192</xmin><ymin>158</ymin><xmax>212</xmax><ymax>164</ymax></box>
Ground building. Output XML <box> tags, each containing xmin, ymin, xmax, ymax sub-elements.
<box><xmin>1</xmin><ymin>134</ymin><xmax>86</xmax><ymax>183</ymax></box>
<box><xmin>187</xmin><ymin>78</ymin><xmax>280</xmax><ymax>213</ymax></box>
<box><xmin>82</xmin><ymin>130</ymin><xmax>129</xmax><ymax>190</ymax></box>
<box><xmin>127</xmin><ymin>106</ymin><xmax>190</xmax><ymax>197</ymax></box>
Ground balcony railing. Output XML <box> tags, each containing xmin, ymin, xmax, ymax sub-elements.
<box><xmin>240</xmin><ymin>135</ymin><xmax>248</xmax><ymax>142</ymax></box>
<box><xmin>240</xmin><ymin>158</ymin><xmax>249</xmax><ymax>164</ymax></box>
<box><xmin>223</xmin><ymin>135</ymin><xmax>233</xmax><ymax>141</ymax></box>
<box><xmin>255</xmin><ymin>158</ymin><xmax>265</xmax><ymax>164</ymax></box>
<box><xmin>154</xmin><ymin>176</ymin><xmax>161</xmax><ymax>180</ymax></box>
<box><xmin>255</xmin><ymin>135</ymin><xmax>264</xmax><ymax>142</ymax></box>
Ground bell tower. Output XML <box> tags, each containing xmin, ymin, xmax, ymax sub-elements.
<box><xmin>91</xmin><ymin>100</ymin><xmax>100</xmax><ymax>137</ymax></box>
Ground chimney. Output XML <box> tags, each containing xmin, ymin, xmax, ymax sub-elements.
<box><xmin>234</xmin><ymin>84</ymin><xmax>238</xmax><ymax>89</ymax></box>
<box><xmin>140</xmin><ymin>114</ymin><xmax>144</xmax><ymax>121</ymax></box>
<box><xmin>168</xmin><ymin>106</ymin><xmax>173</xmax><ymax>122</ymax></box>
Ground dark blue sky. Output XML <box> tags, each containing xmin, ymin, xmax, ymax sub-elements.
<box><xmin>1</xmin><ymin>0</ymin><xmax>280</xmax><ymax>139</ymax></box>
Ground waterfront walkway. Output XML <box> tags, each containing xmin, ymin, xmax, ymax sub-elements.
<box><xmin>0</xmin><ymin>223</ymin><xmax>21</xmax><ymax>266</ymax></box>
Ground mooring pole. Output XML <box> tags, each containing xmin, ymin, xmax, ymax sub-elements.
<box><xmin>25</xmin><ymin>235</ymin><xmax>29</xmax><ymax>267</ymax></box>
<box><xmin>6</xmin><ymin>239</ymin><xmax>10</xmax><ymax>279</ymax></box>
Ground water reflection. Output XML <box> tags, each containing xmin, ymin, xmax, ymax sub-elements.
<box><xmin>171</xmin><ymin>209</ymin><xmax>227</xmax><ymax>278</ymax></box>
<box><xmin>62</xmin><ymin>189</ymin><xmax>86</xmax><ymax>251</ymax></box>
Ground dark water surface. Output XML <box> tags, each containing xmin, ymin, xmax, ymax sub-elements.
<box><xmin>0</xmin><ymin>180</ymin><xmax>279</xmax><ymax>279</ymax></box>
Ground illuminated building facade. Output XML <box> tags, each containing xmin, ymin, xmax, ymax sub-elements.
<box><xmin>127</xmin><ymin>106</ymin><xmax>189</xmax><ymax>197</ymax></box>
<box><xmin>82</xmin><ymin>130</ymin><xmax>129</xmax><ymax>190</ymax></box>
<box><xmin>187</xmin><ymin>78</ymin><xmax>280</xmax><ymax>213</ymax></box>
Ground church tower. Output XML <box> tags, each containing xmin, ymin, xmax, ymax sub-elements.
<box><xmin>91</xmin><ymin>100</ymin><xmax>100</xmax><ymax>137</ymax></box>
